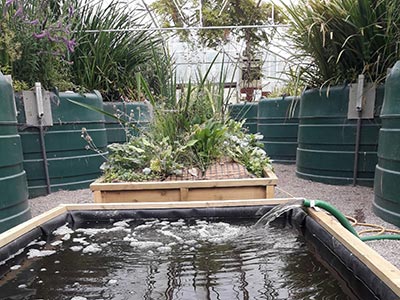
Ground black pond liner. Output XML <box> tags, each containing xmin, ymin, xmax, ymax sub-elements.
<box><xmin>0</xmin><ymin>206</ymin><xmax>397</xmax><ymax>300</ymax></box>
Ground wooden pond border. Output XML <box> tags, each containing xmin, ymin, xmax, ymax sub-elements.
<box><xmin>0</xmin><ymin>198</ymin><xmax>399</xmax><ymax>297</ymax></box>
<box><xmin>90</xmin><ymin>168</ymin><xmax>278</xmax><ymax>203</ymax></box>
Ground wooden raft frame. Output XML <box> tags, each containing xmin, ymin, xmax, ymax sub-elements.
<box><xmin>0</xmin><ymin>198</ymin><xmax>399</xmax><ymax>296</ymax></box>
<box><xmin>90</xmin><ymin>168</ymin><xmax>278</xmax><ymax>203</ymax></box>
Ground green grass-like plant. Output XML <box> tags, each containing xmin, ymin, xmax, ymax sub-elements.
<box><xmin>98</xmin><ymin>53</ymin><xmax>272</xmax><ymax>182</ymax></box>
<box><xmin>69</xmin><ymin>0</ymin><xmax>165</xmax><ymax>101</ymax></box>
<box><xmin>282</xmin><ymin>0</ymin><xmax>400</xmax><ymax>87</ymax></box>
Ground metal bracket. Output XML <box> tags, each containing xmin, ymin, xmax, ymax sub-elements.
<box><xmin>348</xmin><ymin>82</ymin><xmax>376</xmax><ymax>119</ymax></box>
<box><xmin>22</xmin><ymin>83</ymin><xmax>53</xmax><ymax>126</ymax></box>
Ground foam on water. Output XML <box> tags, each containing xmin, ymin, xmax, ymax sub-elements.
<box><xmin>10</xmin><ymin>265</ymin><xmax>21</xmax><ymax>270</ymax></box>
<box><xmin>51</xmin><ymin>241</ymin><xmax>63</xmax><ymax>247</ymax></box>
<box><xmin>70</xmin><ymin>246</ymin><xmax>83</xmax><ymax>252</ymax></box>
<box><xmin>27</xmin><ymin>249</ymin><xmax>56</xmax><ymax>259</ymax></box>
<box><xmin>130</xmin><ymin>241</ymin><xmax>163</xmax><ymax>249</ymax></box>
<box><xmin>53</xmin><ymin>224</ymin><xmax>74</xmax><ymax>236</ymax></box>
<box><xmin>113</xmin><ymin>220</ymin><xmax>130</xmax><ymax>227</ymax></box>
<box><xmin>76</xmin><ymin>227</ymin><xmax>131</xmax><ymax>236</ymax></box>
<box><xmin>61</xmin><ymin>233</ymin><xmax>71</xmax><ymax>241</ymax></box>
<box><xmin>82</xmin><ymin>244</ymin><xmax>102</xmax><ymax>254</ymax></box>
<box><xmin>72</xmin><ymin>238</ymin><xmax>89</xmax><ymax>246</ymax></box>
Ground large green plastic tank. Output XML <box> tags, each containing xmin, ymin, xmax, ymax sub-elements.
<box><xmin>258</xmin><ymin>96</ymin><xmax>299</xmax><ymax>163</ymax></box>
<box><xmin>103</xmin><ymin>101</ymin><xmax>152</xmax><ymax>144</ymax></box>
<box><xmin>373</xmin><ymin>62</ymin><xmax>400</xmax><ymax>226</ymax></box>
<box><xmin>0</xmin><ymin>73</ymin><xmax>31</xmax><ymax>232</ymax></box>
<box><xmin>296</xmin><ymin>86</ymin><xmax>383</xmax><ymax>186</ymax></box>
<box><xmin>229</xmin><ymin>102</ymin><xmax>258</xmax><ymax>134</ymax></box>
<box><xmin>16</xmin><ymin>92</ymin><xmax>107</xmax><ymax>198</ymax></box>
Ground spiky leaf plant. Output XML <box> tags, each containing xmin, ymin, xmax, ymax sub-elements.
<box><xmin>282</xmin><ymin>0</ymin><xmax>400</xmax><ymax>87</ymax></box>
<box><xmin>69</xmin><ymin>0</ymin><xmax>165</xmax><ymax>101</ymax></box>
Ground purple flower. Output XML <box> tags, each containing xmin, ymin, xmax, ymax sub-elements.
<box><xmin>64</xmin><ymin>38</ymin><xmax>76</xmax><ymax>53</ymax></box>
<box><xmin>5</xmin><ymin>0</ymin><xmax>15</xmax><ymax>6</ymax></box>
<box><xmin>27</xmin><ymin>19</ymin><xmax>40</xmax><ymax>25</ymax></box>
<box><xmin>67</xmin><ymin>39</ymin><xmax>76</xmax><ymax>52</ymax></box>
<box><xmin>68</xmin><ymin>6</ymin><xmax>74</xmax><ymax>17</ymax></box>
<box><xmin>13</xmin><ymin>5</ymin><xmax>23</xmax><ymax>18</ymax></box>
<box><xmin>47</xmin><ymin>34</ymin><xmax>60</xmax><ymax>42</ymax></box>
<box><xmin>33</xmin><ymin>31</ymin><xmax>48</xmax><ymax>39</ymax></box>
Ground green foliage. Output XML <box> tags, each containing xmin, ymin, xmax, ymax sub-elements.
<box><xmin>69</xmin><ymin>0</ymin><xmax>165</xmax><ymax>101</ymax></box>
<box><xmin>225</xmin><ymin>120</ymin><xmax>272</xmax><ymax>177</ymax></box>
<box><xmin>102</xmin><ymin>117</ymin><xmax>272</xmax><ymax>182</ymax></box>
<box><xmin>282</xmin><ymin>0</ymin><xmax>400</xmax><ymax>87</ymax></box>
<box><xmin>99</xmin><ymin>54</ymin><xmax>272</xmax><ymax>182</ymax></box>
<box><xmin>188</xmin><ymin>119</ymin><xmax>228</xmax><ymax>172</ymax></box>
<box><xmin>151</xmin><ymin>0</ymin><xmax>282</xmax><ymax>48</ymax></box>
<box><xmin>0</xmin><ymin>0</ymin><xmax>75</xmax><ymax>90</ymax></box>
<box><xmin>102</xmin><ymin>136</ymin><xmax>185</xmax><ymax>182</ymax></box>
<box><xmin>268</xmin><ymin>67</ymin><xmax>306</xmax><ymax>97</ymax></box>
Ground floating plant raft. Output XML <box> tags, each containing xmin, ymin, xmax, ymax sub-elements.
<box><xmin>90</xmin><ymin>161</ymin><xmax>277</xmax><ymax>203</ymax></box>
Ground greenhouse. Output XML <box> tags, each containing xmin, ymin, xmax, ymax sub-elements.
<box><xmin>0</xmin><ymin>0</ymin><xmax>399</xmax><ymax>299</ymax></box>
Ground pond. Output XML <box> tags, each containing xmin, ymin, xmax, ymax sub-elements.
<box><xmin>0</xmin><ymin>216</ymin><xmax>354</xmax><ymax>300</ymax></box>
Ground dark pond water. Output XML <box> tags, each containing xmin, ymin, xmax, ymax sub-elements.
<box><xmin>0</xmin><ymin>218</ymin><xmax>355</xmax><ymax>300</ymax></box>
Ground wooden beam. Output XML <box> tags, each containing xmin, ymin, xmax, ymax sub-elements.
<box><xmin>90</xmin><ymin>168</ymin><xmax>278</xmax><ymax>192</ymax></box>
<box><xmin>308</xmin><ymin>208</ymin><xmax>400</xmax><ymax>296</ymax></box>
<box><xmin>65</xmin><ymin>198</ymin><xmax>298</xmax><ymax>211</ymax></box>
<box><xmin>90</xmin><ymin>177</ymin><xmax>276</xmax><ymax>191</ymax></box>
<box><xmin>0</xmin><ymin>206</ymin><xmax>67</xmax><ymax>248</ymax></box>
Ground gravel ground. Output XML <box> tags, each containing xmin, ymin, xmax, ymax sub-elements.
<box><xmin>28</xmin><ymin>163</ymin><xmax>400</xmax><ymax>269</ymax></box>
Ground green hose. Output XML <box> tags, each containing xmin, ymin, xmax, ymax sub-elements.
<box><xmin>303</xmin><ymin>199</ymin><xmax>359</xmax><ymax>237</ymax></box>
<box><xmin>303</xmin><ymin>199</ymin><xmax>400</xmax><ymax>242</ymax></box>
<box><xmin>360</xmin><ymin>235</ymin><xmax>400</xmax><ymax>242</ymax></box>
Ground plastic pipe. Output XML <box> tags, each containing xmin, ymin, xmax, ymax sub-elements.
<box><xmin>303</xmin><ymin>199</ymin><xmax>359</xmax><ymax>237</ymax></box>
<box><xmin>303</xmin><ymin>199</ymin><xmax>400</xmax><ymax>241</ymax></box>
<box><xmin>360</xmin><ymin>235</ymin><xmax>400</xmax><ymax>242</ymax></box>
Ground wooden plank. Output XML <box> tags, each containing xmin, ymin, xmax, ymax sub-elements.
<box><xmin>90</xmin><ymin>177</ymin><xmax>275</xmax><ymax>191</ymax></box>
<box><xmin>93</xmin><ymin>186</ymin><xmax>270</xmax><ymax>203</ymax></box>
<box><xmin>266</xmin><ymin>185</ymin><xmax>275</xmax><ymax>198</ymax></box>
<box><xmin>186</xmin><ymin>186</ymin><xmax>266</xmax><ymax>201</ymax></box>
<box><xmin>93</xmin><ymin>190</ymin><xmax>104</xmax><ymax>203</ymax></box>
<box><xmin>94</xmin><ymin>190</ymin><xmax>182</xmax><ymax>203</ymax></box>
<box><xmin>264</xmin><ymin>168</ymin><xmax>278</xmax><ymax>182</ymax></box>
<box><xmin>66</xmin><ymin>198</ymin><xmax>298</xmax><ymax>211</ymax></box>
<box><xmin>0</xmin><ymin>206</ymin><xmax>67</xmax><ymax>248</ymax></box>
<box><xmin>180</xmin><ymin>188</ymin><xmax>189</xmax><ymax>201</ymax></box>
<box><xmin>90</xmin><ymin>168</ymin><xmax>277</xmax><ymax>192</ymax></box>
<box><xmin>308</xmin><ymin>208</ymin><xmax>400</xmax><ymax>295</ymax></box>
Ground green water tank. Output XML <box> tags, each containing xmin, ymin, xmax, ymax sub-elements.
<box><xmin>296</xmin><ymin>86</ymin><xmax>383</xmax><ymax>186</ymax></box>
<box><xmin>16</xmin><ymin>91</ymin><xmax>107</xmax><ymax>198</ymax></box>
<box><xmin>258</xmin><ymin>96</ymin><xmax>299</xmax><ymax>163</ymax></box>
<box><xmin>373</xmin><ymin>61</ymin><xmax>400</xmax><ymax>226</ymax></box>
<box><xmin>103</xmin><ymin>101</ymin><xmax>152</xmax><ymax>144</ymax></box>
<box><xmin>0</xmin><ymin>73</ymin><xmax>31</xmax><ymax>232</ymax></box>
<box><xmin>229</xmin><ymin>102</ymin><xmax>258</xmax><ymax>134</ymax></box>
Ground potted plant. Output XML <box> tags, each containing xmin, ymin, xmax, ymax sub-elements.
<box><xmin>282</xmin><ymin>0</ymin><xmax>400</xmax><ymax>186</ymax></box>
